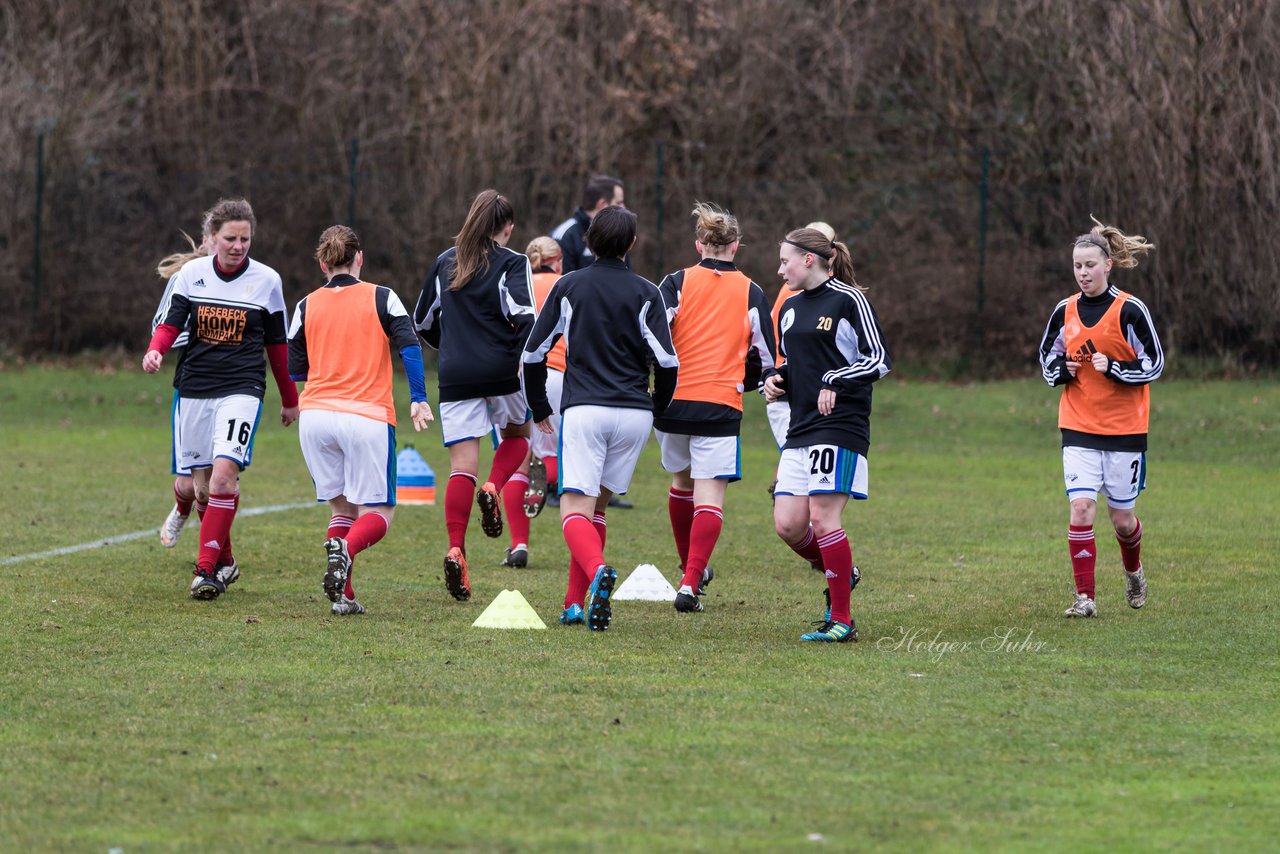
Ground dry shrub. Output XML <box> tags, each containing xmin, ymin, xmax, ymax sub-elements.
<box><xmin>1</xmin><ymin>0</ymin><xmax>1276</xmax><ymax>366</ymax></box>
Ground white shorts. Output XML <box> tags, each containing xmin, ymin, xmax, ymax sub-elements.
<box><xmin>174</xmin><ymin>394</ymin><xmax>263</xmax><ymax>471</ymax></box>
<box><xmin>299</xmin><ymin>409</ymin><xmax>397</xmax><ymax>505</ymax></box>
<box><xmin>530</xmin><ymin>369</ymin><xmax>564</xmax><ymax>459</ymax></box>
<box><xmin>170</xmin><ymin>391</ymin><xmax>191</xmax><ymax>476</ymax></box>
<box><xmin>766</xmin><ymin>400</ymin><xmax>791</xmax><ymax>449</ymax></box>
<box><xmin>440</xmin><ymin>392</ymin><xmax>530</xmax><ymax>447</ymax></box>
<box><xmin>1063</xmin><ymin>447</ymin><xmax>1146</xmax><ymax>509</ymax></box>
<box><xmin>655</xmin><ymin>431</ymin><xmax>741</xmax><ymax>481</ymax></box>
<box><xmin>560</xmin><ymin>405</ymin><xmax>653</xmax><ymax>497</ymax></box>
<box><xmin>775</xmin><ymin>444</ymin><xmax>868</xmax><ymax>498</ymax></box>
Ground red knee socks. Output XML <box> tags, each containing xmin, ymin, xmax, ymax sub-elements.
<box><xmin>487</xmin><ymin>436</ymin><xmax>530</xmax><ymax>491</ymax></box>
<box><xmin>668</xmin><ymin>487</ymin><xmax>694</xmax><ymax>566</ymax></box>
<box><xmin>503</xmin><ymin>474</ymin><xmax>530</xmax><ymax>548</ymax></box>
<box><xmin>1069</xmin><ymin>525</ymin><xmax>1096</xmax><ymax>598</ymax></box>
<box><xmin>1117</xmin><ymin>519</ymin><xmax>1143</xmax><ymax>572</ymax></box>
<box><xmin>817</xmin><ymin>528</ymin><xmax>853</xmax><ymax>625</ymax></box>
<box><xmin>681</xmin><ymin>505</ymin><xmax>723</xmax><ymax>590</ymax></box>
<box><xmin>787</xmin><ymin>525</ymin><xmax>824</xmax><ymax>570</ymax></box>
<box><xmin>445</xmin><ymin>472</ymin><xmax>477</xmax><ymax>550</ymax></box>
<box><xmin>174</xmin><ymin>479</ymin><xmax>194</xmax><ymax>516</ymax></box>
<box><xmin>197</xmin><ymin>491</ymin><xmax>238</xmax><ymax>574</ymax></box>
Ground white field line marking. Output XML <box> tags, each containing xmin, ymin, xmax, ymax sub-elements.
<box><xmin>1</xmin><ymin>502</ymin><xmax>317</xmax><ymax>567</ymax></box>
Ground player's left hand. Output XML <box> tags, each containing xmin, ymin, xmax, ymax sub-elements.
<box><xmin>281</xmin><ymin>405</ymin><xmax>299</xmax><ymax>427</ymax></box>
<box><xmin>410</xmin><ymin>401</ymin><xmax>434</xmax><ymax>432</ymax></box>
<box><xmin>536</xmin><ymin>417</ymin><xmax>555</xmax><ymax>434</ymax></box>
<box><xmin>817</xmin><ymin>388</ymin><xmax>836</xmax><ymax>416</ymax></box>
<box><xmin>1090</xmin><ymin>352</ymin><xmax>1110</xmax><ymax>373</ymax></box>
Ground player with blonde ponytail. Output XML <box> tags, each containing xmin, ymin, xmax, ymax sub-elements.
<box><xmin>1039</xmin><ymin>218</ymin><xmax>1162</xmax><ymax>622</ymax></box>
<box><xmin>153</xmin><ymin>218</ymin><xmax>213</xmax><ymax>554</ymax></box>
<box><xmin>144</xmin><ymin>198</ymin><xmax>299</xmax><ymax>600</ymax></box>
<box><xmin>656</xmin><ymin>202</ymin><xmax>776</xmax><ymax>613</ymax></box>
<box><xmin>1039</xmin><ymin>217</ymin><xmax>1163</xmax><ymax>618</ymax></box>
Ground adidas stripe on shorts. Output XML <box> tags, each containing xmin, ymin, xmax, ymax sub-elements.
<box><xmin>774</xmin><ymin>444</ymin><xmax>868</xmax><ymax>498</ymax></box>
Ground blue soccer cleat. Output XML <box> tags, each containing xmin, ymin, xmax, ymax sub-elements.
<box><xmin>801</xmin><ymin>620</ymin><xmax>858</xmax><ymax>643</ymax></box>
<box><xmin>586</xmin><ymin>565</ymin><xmax>617</xmax><ymax>631</ymax></box>
<box><xmin>559</xmin><ymin>603</ymin><xmax>585</xmax><ymax>625</ymax></box>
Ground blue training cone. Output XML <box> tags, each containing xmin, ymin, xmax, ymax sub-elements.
<box><xmin>396</xmin><ymin>446</ymin><xmax>436</xmax><ymax>505</ymax></box>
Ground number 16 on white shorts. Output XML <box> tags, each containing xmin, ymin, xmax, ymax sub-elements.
<box><xmin>774</xmin><ymin>444</ymin><xmax>868</xmax><ymax>498</ymax></box>
<box><xmin>175</xmin><ymin>394</ymin><xmax>263</xmax><ymax>471</ymax></box>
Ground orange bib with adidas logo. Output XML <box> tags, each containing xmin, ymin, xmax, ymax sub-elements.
<box><xmin>1059</xmin><ymin>292</ymin><xmax>1149</xmax><ymax>435</ymax></box>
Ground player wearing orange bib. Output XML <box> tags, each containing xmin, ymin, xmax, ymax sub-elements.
<box><xmin>656</xmin><ymin>203</ymin><xmax>776</xmax><ymax>613</ymax></box>
<box><xmin>288</xmin><ymin>226</ymin><xmax>433</xmax><ymax>615</ymax></box>
<box><xmin>1038</xmin><ymin>219</ymin><xmax>1162</xmax><ymax>618</ymax></box>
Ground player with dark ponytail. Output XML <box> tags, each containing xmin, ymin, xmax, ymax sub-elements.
<box><xmin>763</xmin><ymin>227</ymin><xmax>890</xmax><ymax>642</ymax></box>
<box><xmin>414</xmin><ymin>190</ymin><xmax>536</xmax><ymax>602</ymax></box>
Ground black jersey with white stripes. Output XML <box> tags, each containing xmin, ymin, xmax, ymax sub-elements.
<box><xmin>156</xmin><ymin>255</ymin><xmax>288</xmax><ymax>399</ymax></box>
<box><xmin>413</xmin><ymin>243</ymin><xmax>535</xmax><ymax>403</ymax></box>
<box><xmin>551</xmin><ymin>208</ymin><xmax>594</xmax><ymax>273</ymax></box>
<box><xmin>772</xmin><ymin>279</ymin><xmax>891</xmax><ymax>454</ymax></box>
<box><xmin>1038</xmin><ymin>285</ymin><xmax>1164</xmax><ymax>387</ymax></box>
<box><xmin>522</xmin><ymin>258</ymin><xmax>678</xmax><ymax>419</ymax></box>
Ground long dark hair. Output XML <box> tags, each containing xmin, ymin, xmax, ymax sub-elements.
<box><xmin>450</xmin><ymin>190</ymin><xmax>514</xmax><ymax>290</ymax></box>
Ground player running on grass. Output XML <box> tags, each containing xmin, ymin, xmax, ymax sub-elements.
<box><xmin>656</xmin><ymin>202</ymin><xmax>776</xmax><ymax>614</ymax></box>
<box><xmin>763</xmin><ymin>227</ymin><xmax>890</xmax><ymax>642</ymax></box>
<box><xmin>489</xmin><ymin>236</ymin><xmax>566</xmax><ymax>574</ymax></box>
<box><xmin>523</xmin><ymin>206</ymin><xmax>679</xmax><ymax>631</ymax></box>
<box><xmin>288</xmin><ymin>225</ymin><xmax>433</xmax><ymax>616</ymax></box>
<box><xmin>144</xmin><ymin>198</ymin><xmax>299</xmax><ymax>600</ymax></box>
<box><xmin>413</xmin><ymin>190</ymin><xmax>535</xmax><ymax>602</ymax></box>
<box><xmin>1038</xmin><ymin>218</ymin><xmax>1162</xmax><ymax>618</ymax></box>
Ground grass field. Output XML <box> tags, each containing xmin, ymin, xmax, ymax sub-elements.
<box><xmin>1</xmin><ymin>361</ymin><xmax>1277</xmax><ymax>852</ymax></box>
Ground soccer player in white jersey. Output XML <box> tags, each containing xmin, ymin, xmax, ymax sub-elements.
<box><xmin>144</xmin><ymin>198</ymin><xmax>299</xmax><ymax>600</ymax></box>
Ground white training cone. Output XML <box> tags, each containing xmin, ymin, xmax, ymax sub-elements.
<box><xmin>472</xmin><ymin>589</ymin><xmax>547</xmax><ymax>629</ymax></box>
<box><xmin>612</xmin><ymin>564</ymin><xmax>678</xmax><ymax>601</ymax></box>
